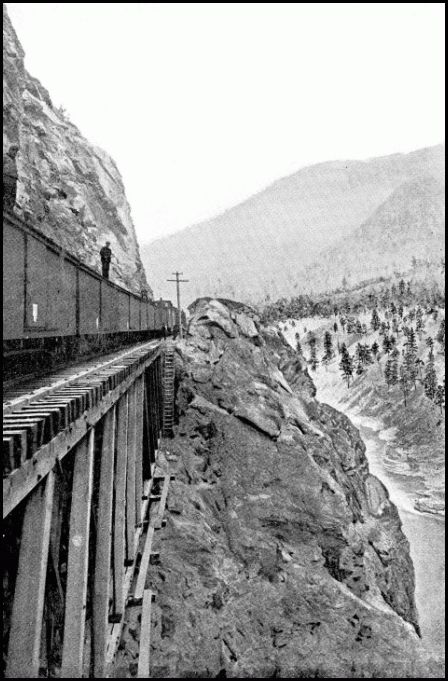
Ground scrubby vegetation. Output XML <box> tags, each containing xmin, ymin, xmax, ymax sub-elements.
<box><xmin>264</xmin><ymin>274</ymin><xmax>445</xmax><ymax>413</ymax></box>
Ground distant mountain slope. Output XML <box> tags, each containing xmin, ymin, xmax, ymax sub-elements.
<box><xmin>141</xmin><ymin>145</ymin><xmax>444</xmax><ymax>304</ymax></box>
<box><xmin>302</xmin><ymin>174</ymin><xmax>445</xmax><ymax>293</ymax></box>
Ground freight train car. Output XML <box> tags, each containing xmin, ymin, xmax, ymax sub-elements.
<box><xmin>3</xmin><ymin>210</ymin><xmax>176</xmax><ymax>379</ymax></box>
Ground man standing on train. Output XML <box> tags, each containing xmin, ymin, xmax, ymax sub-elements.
<box><xmin>3</xmin><ymin>144</ymin><xmax>19</xmax><ymax>212</ymax></box>
<box><xmin>100</xmin><ymin>241</ymin><xmax>112</xmax><ymax>279</ymax></box>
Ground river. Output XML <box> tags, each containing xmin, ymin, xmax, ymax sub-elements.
<box><xmin>355</xmin><ymin>421</ymin><xmax>445</xmax><ymax>658</ymax></box>
<box><xmin>313</xmin><ymin>376</ymin><xmax>445</xmax><ymax>661</ymax></box>
<box><xmin>281</xmin><ymin>319</ymin><xmax>445</xmax><ymax>661</ymax></box>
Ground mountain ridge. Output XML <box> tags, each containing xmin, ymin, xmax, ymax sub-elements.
<box><xmin>304</xmin><ymin>173</ymin><xmax>445</xmax><ymax>293</ymax></box>
<box><xmin>142</xmin><ymin>144</ymin><xmax>444</xmax><ymax>305</ymax></box>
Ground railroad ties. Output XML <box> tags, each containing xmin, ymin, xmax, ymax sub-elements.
<box><xmin>3</xmin><ymin>342</ymin><xmax>160</xmax><ymax>514</ymax></box>
<box><xmin>3</xmin><ymin>340</ymin><xmax>174</xmax><ymax>678</ymax></box>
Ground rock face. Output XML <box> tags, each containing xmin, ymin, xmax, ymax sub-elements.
<box><xmin>116</xmin><ymin>299</ymin><xmax>438</xmax><ymax>678</ymax></box>
<box><xmin>141</xmin><ymin>144</ymin><xmax>444</xmax><ymax>305</ymax></box>
<box><xmin>3</xmin><ymin>7</ymin><xmax>149</xmax><ymax>295</ymax></box>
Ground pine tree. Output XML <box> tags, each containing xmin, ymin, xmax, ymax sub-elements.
<box><xmin>355</xmin><ymin>344</ymin><xmax>364</xmax><ymax>374</ymax></box>
<box><xmin>322</xmin><ymin>331</ymin><xmax>334</xmax><ymax>364</ymax></box>
<box><xmin>308</xmin><ymin>333</ymin><xmax>319</xmax><ymax>370</ymax></box>
<box><xmin>424</xmin><ymin>358</ymin><xmax>437</xmax><ymax>400</ymax></box>
<box><xmin>385</xmin><ymin>356</ymin><xmax>398</xmax><ymax>388</ymax></box>
<box><xmin>382</xmin><ymin>334</ymin><xmax>393</xmax><ymax>355</ymax></box>
<box><xmin>398</xmin><ymin>304</ymin><xmax>404</xmax><ymax>319</ymax></box>
<box><xmin>436</xmin><ymin>319</ymin><xmax>445</xmax><ymax>354</ymax></box>
<box><xmin>399</xmin><ymin>279</ymin><xmax>406</xmax><ymax>296</ymax></box>
<box><xmin>416</xmin><ymin>307</ymin><xmax>425</xmax><ymax>336</ymax></box>
<box><xmin>404</xmin><ymin>328</ymin><xmax>419</xmax><ymax>389</ymax></box>
<box><xmin>333</xmin><ymin>321</ymin><xmax>338</xmax><ymax>333</ymax></box>
<box><xmin>307</xmin><ymin>333</ymin><xmax>316</xmax><ymax>350</ymax></box>
<box><xmin>399</xmin><ymin>365</ymin><xmax>411</xmax><ymax>407</ymax></box>
<box><xmin>435</xmin><ymin>383</ymin><xmax>445</xmax><ymax>413</ymax></box>
<box><xmin>363</xmin><ymin>344</ymin><xmax>374</xmax><ymax>365</ymax></box>
<box><xmin>404</xmin><ymin>327</ymin><xmax>418</xmax><ymax>354</ymax></box>
<box><xmin>339</xmin><ymin>343</ymin><xmax>354</xmax><ymax>387</ymax></box>
<box><xmin>371</xmin><ymin>308</ymin><xmax>381</xmax><ymax>331</ymax></box>
<box><xmin>371</xmin><ymin>341</ymin><xmax>380</xmax><ymax>359</ymax></box>
<box><xmin>426</xmin><ymin>336</ymin><xmax>434</xmax><ymax>358</ymax></box>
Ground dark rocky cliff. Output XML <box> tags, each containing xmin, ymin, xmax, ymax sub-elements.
<box><xmin>116</xmin><ymin>299</ymin><xmax>437</xmax><ymax>678</ymax></box>
<box><xmin>3</xmin><ymin>6</ymin><xmax>149</xmax><ymax>294</ymax></box>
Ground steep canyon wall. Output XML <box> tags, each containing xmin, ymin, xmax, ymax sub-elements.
<box><xmin>117</xmin><ymin>299</ymin><xmax>439</xmax><ymax>678</ymax></box>
<box><xmin>3</xmin><ymin>6</ymin><xmax>149</xmax><ymax>294</ymax></box>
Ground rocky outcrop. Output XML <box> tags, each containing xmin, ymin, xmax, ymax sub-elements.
<box><xmin>3</xmin><ymin>7</ymin><xmax>149</xmax><ymax>294</ymax></box>
<box><xmin>116</xmin><ymin>299</ymin><xmax>439</xmax><ymax>678</ymax></box>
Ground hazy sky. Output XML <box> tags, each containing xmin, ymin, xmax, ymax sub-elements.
<box><xmin>6</xmin><ymin>3</ymin><xmax>445</xmax><ymax>244</ymax></box>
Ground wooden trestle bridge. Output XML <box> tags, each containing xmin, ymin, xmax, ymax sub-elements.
<box><xmin>3</xmin><ymin>339</ymin><xmax>176</xmax><ymax>678</ymax></box>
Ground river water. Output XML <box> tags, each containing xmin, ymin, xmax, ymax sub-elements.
<box><xmin>281</xmin><ymin>320</ymin><xmax>445</xmax><ymax>662</ymax></box>
<box><xmin>314</xmin><ymin>383</ymin><xmax>445</xmax><ymax>661</ymax></box>
<box><xmin>357</xmin><ymin>421</ymin><xmax>445</xmax><ymax>658</ymax></box>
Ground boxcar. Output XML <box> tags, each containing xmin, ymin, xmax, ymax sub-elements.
<box><xmin>3</xmin><ymin>210</ymin><xmax>173</xmax><ymax>381</ymax></box>
<box><xmin>129</xmin><ymin>295</ymin><xmax>141</xmax><ymax>331</ymax></box>
<box><xmin>46</xmin><ymin>247</ymin><xmax>77</xmax><ymax>336</ymax></box>
<box><xmin>3</xmin><ymin>221</ymin><xmax>25</xmax><ymax>340</ymax></box>
<box><xmin>101</xmin><ymin>280</ymin><xmax>119</xmax><ymax>333</ymax></box>
<box><xmin>79</xmin><ymin>269</ymin><xmax>101</xmax><ymax>335</ymax></box>
<box><xmin>116</xmin><ymin>289</ymin><xmax>131</xmax><ymax>331</ymax></box>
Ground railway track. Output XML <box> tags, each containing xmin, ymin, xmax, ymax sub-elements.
<box><xmin>3</xmin><ymin>332</ymin><xmax>171</xmax><ymax>677</ymax></box>
<box><xmin>3</xmin><ymin>340</ymin><xmax>163</xmax><ymax>488</ymax></box>
<box><xmin>3</xmin><ymin>339</ymin><xmax>161</xmax><ymax>412</ymax></box>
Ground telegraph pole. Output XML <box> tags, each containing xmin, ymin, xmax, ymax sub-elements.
<box><xmin>167</xmin><ymin>271</ymin><xmax>189</xmax><ymax>340</ymax></box>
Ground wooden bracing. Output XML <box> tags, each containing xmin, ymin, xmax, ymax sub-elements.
<box><xmin>3</xmin><ymin>346</ymin><xmax>168</xmax><ymax>678</ymax></box>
